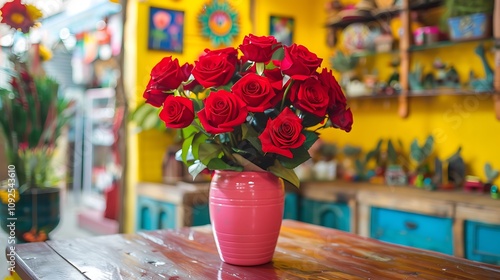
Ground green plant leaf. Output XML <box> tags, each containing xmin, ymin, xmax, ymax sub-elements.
<box><xmin>192</xmin><ymin>132</ymin><xmax>209</xmax><ymax>159</ymax></box>
<box><xmin>278</xmin><ymin>147</ymin><xmax>311</xmax><ymax>169</ymax></box>
<box><xmin>303</xmin><ymin>130</ymin><xmax>319</xmax><ymax>150</ymax></box>
<box><xmin>181</xmin><ymin>134</ymin><xmax>195</xmax><ymax>165</ymax></box>
<box><xmin>271</xmin><ymin>46</ymin><xmax>284</xmax><ymax>61</ymax></box>
<box><xmin>269</xmin><ymin>160</ymin><xmax>300</xmax><ymax>188</ymax></box>
<box><xmin>207</xmin><ymin>158</ymin><xmax>243</xmax><ymax>171</ymax></box>
<box><xmin>198</xmin><ymin>143</ymin><xmax>222</xmax><ymax>165</ymax></box>
<box><xmin>387</xmin><ymin>139</ymin><xmax>397</xmax><ymax>164</ymax></box>
<box><xmin>242</xmin><ymin>124</ymin><xmax>262</xmax><ymax>151</ymax></box>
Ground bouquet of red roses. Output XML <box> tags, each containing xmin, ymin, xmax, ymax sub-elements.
<box><xmin>143</xmin><ymin>34</ymin><xmax>352</xmax><ymax>187</ymax></box>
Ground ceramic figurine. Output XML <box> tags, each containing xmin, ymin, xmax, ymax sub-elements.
<box><xmin>409</xmin><ymin>63</ymin><xmax>424</xmax><ymax>93</ymax></box>
<box><xmin>433</xmin><ymin>58</ymin><xmax>447</xmax><ymax>87</ymax></box>
<box><xmin>470</xmin><ymin>44</ymin><xmax>494</xmax><ymax>92</ymax></box>
<box><xmin>491</xmin><ymin>185</ymin><xmax>499</xmax><ymax>199</ymax></box>
<box><xmin>444</xmin><ymin>66</ymin><xmax>460</xmax><ymax>88</ymax></box>
<box><xmin>330</xmin><ymin>50</ymin><xmax>359</xmax><ymax>88</ymax></box>
<box><xmin>410</xmin><ymin>135</ymin><xmax>434</xmax><ymax>178</ymax></box>
<box><xmin>447</xmin><ymin>147</ymin><xmax>466</xmax><ymax>188</ymax></box>
<box><xmin>483</xmin><ymin>163</ymin><xmax>499</xmax><ymax>192</ymax></box>
<box><xmin>423</xmin><ymin>73</ymin><xmax>436</xmax><ymax>90</ymax></box>
<box><xmin>341</xmin><ymin>145</ymin><xmax>362</xmax><ymax>181</ymax></box>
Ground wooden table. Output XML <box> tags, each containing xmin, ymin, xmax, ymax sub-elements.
<box><xmin>9</xmin><ymin>220</ymin><xmax>500</xmax><ymax>279</ymax></box>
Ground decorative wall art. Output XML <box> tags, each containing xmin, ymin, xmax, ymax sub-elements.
<box><xmin>198</xmin><ymin>0</ymin><xmax>240</xmax><ymax>47</ymax></box>
<box><xmin>269</xmin><ymin>15</ymin><xmax>294</xmax><ymax>46</ymax></box>
<box><xmin>148</xmin><ymin>7</ymin><xmax>184</xmax><ymax>52</ymax></box>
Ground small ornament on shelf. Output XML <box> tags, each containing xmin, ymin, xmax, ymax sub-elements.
<box><xmin>484</xmin><ymin>162</ymin><xmax>499</xmax><ymax>192</ymax></box>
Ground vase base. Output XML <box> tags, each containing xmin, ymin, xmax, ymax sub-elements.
<box><xmin>220</xmin><ymin>257</ymin><xmax>273</xmax><ymax>266</ymax></box>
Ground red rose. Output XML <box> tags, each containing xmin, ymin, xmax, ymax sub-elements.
<box><xmin>150</xmin><ymin>57</ymin><xmax>186</xmax><ymax>90</ymax></box>
<box><xmin>263</xmin><ymin>68</ymin><xmax>286</xmax><ymax>106</ymax></box>
<box><xmin>318</xmin><ymin>68</ymin><xmax>347</xmax><ymax>111</ymax></box>
<box><xmin>239</xmin><ymin>34</ymin><xmax>281</xmax><ymax>63</ymax></box>
<box><xmin>289</xmin><ymin>77</ymin><xmax>329</xmax><ymax>117</ymax></box>
<box><xmin>281</xmin><ymin>44</ymin><xmax>323</xmax><ymax>80</ymax></box>
<box><xmin>259</xmin><ymin>107</ymin><xmax>306</xmax><ymax>158</ymax></box>
<box><xmin>143</xmin><ymin>79</ymin><xmax>168</xmax><ymax>107</ymax></box>
<box><xmin>204</xmin><ymin>47</ymin><xmax>239</xmax><ymax>66</ymax></box>
<box><xmin>192</xmin><ymin>48</ymin><xmax>237</xmax><ymax>88</ymax></box>
<box><xmin>198</xmin><ymin>90</ymin><xmax>248</xmax><ymax>134</ymax></box>
<box><xmin>329</xmin><ymin>107</ymin><xmax>353</xmax><ymax>132</ymax></box>
<box><xmin>159</xmin><ymin>95</ymin><xmax>195</xmax><ymax>129</ymax></box>
<box><xmin>232</xmin><ymin>73</ymin><xmax>277</xmax><ymax>112</ymax></box>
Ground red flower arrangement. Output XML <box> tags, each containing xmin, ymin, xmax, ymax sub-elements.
<box><xmin>143</xmin><ymin>34</ymin><xmax>353</xmax><ymax>187</ymax></box>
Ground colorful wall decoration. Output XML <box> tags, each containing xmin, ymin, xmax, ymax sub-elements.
<box><xmin>148</xmin><ymin>7</ymin><xmax>184</xmax><ymax>52</ymax></box>
<box><xmin>270</xmin><ymin>15</ymin><xmax>294</xmax><ymax>46</ymax></box>
<box><xmin>198</xmin><ymin>0</ymin><xmax>239</xmax><ymax>47</ymax></box>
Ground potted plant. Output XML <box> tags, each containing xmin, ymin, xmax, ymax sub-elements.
<box><xmin>441</xmin><ymin>0</ymin><xmax>494</xmax><ymax>41</ymax></box>
<box><xmin>0</xmin><ymin>0</ymin><xmax>73</xmax><ymax>242</ymax></box>
<box><xmin>141</xmin><ymin>34</ymin><xmax>353</xmax><ymax>265</ymax></box>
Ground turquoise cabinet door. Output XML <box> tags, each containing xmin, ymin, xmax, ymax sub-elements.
<box><xmin>137</xmin><ymin>196</ymin><xmax>159</xmax><ymax>231</ymax></box>
<box><xmin>300</xmin><ymin>198</ymin><xmax>350</xmax><ymax>231</ymax></box>
<box><xmin>191</xmin><ymin>203</ymin><xmax>210</xmax><ymax>226</ymax></box>
<box><xmin>284</xmin><ymin>192</ymin><xmax>299</xmax><ymax>220</ymax></box>
<box><xmin>465</xmin><ymin>221</ymin><xmax>500</xmax><ymax>265</ymax></box>
<box><xmin>370</xmin><ymin>207</ymin><xmax>453</xmax><ymax>255</ymax></box>
<box><xmin>137</xmin><ymin>196</ymin><xmax>177</xmax><ymax>230</ymax></box>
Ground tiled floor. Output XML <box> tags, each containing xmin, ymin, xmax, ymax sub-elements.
<box><xmin>0</xmin><ymin>191</ymin><xmax>97</xmax><ymax>278</ymax></box>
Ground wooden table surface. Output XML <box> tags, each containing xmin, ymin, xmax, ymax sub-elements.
<box><xmin>10</xmin><ymin>220</ymin><xmax>500</xmax><ymax>279</ymax></box>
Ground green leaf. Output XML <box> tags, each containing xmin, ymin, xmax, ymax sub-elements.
<box><xmin>192</xmin><ymin>132</ymin><xmax>209</xmax><ymax>159</ymax></box>
<box><xmin>207</xmin><ymin>158</ymin><xmax>243</xmax><ymax>171</ymax></box>
<box><xmin>198</xmin><ymin>143</ymin><xmax>222</xmax><ymax>165</ymax></box>
<box><xmin>269</xmin><ymin>160</ymin><xmax>300</xmax><ymax>188</ymax></box>
<box><xmin>303</xmin><ymin>130</ymin><xmax>319</xmax><ymax>150</ymax></box>
<box><xmin>181</xmin><ymin>134</ymin><xmax>195</xmax><ymax>165</ymax></box>
<box><xmin>242</xmin><ymin>124</ymin><xmax>262</xmax><ymax>151</ymax></box>
<box><xmin>271</xmin><ymin>46</ymin><xmax>284</xmax><ymax>61</ymax></box>
<box><xmin>278</xmin><ymin>146</ymin><xmax>311</xmax><ymax>169</ymax></box>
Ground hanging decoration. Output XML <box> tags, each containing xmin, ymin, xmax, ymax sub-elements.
<box><xmin>198</xmin><ymin>0</ymin><xmax>239</xmax><ymax>47</ymax></box>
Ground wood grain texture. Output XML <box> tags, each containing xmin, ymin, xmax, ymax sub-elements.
<box><xmin>9</xmin><ymin>242</ymin><xmax>88</xmax><ymax>280</ymax></box>
<box><xmin>11</xmin><ymin>220</ymin><xmax>500</xmax><ymax>279</ymax></box>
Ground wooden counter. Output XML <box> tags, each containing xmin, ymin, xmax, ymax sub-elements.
<box><xmin>10</xmin><ymin>220</ymin><xmax>500</xmax><ymax>279</ymax></box>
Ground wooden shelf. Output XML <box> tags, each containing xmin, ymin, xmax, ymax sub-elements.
<box><xmin>347</xmin><ymin>89</ymin><xmax>498</xmax><ymax>100</ymax></box>
<box><xmin>325</xmin><ymin>0</ymin><xmax>443</xmax><ymax>28</ymax></box>
<box><xmin>409</xmin><ymin>38</ymin><xmax>495</xmax><ymax>52</ymax></box>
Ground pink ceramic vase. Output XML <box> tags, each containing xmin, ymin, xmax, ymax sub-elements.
<box><xmin>209</xmin><ymin>170</ymin><xmax>285</xmax><ymax>266</ymax></box>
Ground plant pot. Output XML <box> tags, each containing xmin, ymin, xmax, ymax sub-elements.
<box><xmin>209</xmin><ymin>170</ymin><xmax>284</xmax><ymax>266</ymax></box>
<box><xmin>0</xmin><ymin>188</ymin><xmax>60</xmax><ymax>243</ymax></box>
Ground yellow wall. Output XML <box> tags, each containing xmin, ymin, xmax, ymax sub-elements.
<box><xmin>125</xmin><ymin>0</ymin><xmax>500</xmax><ymax>232</ymax></box>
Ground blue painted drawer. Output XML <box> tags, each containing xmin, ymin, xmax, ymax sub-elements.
<box><xmin>370</xmin><ymin>207</ymin><xmax>453</xmax><ymax>255</ymax></box>
<box><xmin>137</xmin><ymin>195</ymin><xmax>177</xmax><ymax>231</ymax></box>
<box><xmin>284</xmin><ymin>192</ymin><xmax>299</xmax><ymax>220</ymax></box>
<box><xmin>300</xmin><ymin>198</ymin><xmax>350</xmax><ymax>231</ymax></box>
<box><xmin>465</xmin><ymin>221</ymin><xmax>500</xmax><ymax>265</ymax></box>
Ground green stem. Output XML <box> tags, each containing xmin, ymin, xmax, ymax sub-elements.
<box><xmin>280</xmin><ymin>79</ymin><xmax>294</xmax><ymax>110</ymax></box>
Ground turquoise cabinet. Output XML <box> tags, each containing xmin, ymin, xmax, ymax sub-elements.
<box><xmin>370</xmin><ymin>207</ymin><xmax>453</xmax><ymax>255</ymax></box>
<box><xmin>465</xmin><ymin>221</ymin><xmax>500</xmax><ymax>265</ymax></box>
<box><xmin>284</xmin><ymin>192</ymin><xmax>299</xmax><ymax>220</ymax></box>
<box><xmin>300</xmin><ymin>198</ymin><xmax>350</xmax><ymax>231</ymax></box>
<box><xmin>137</xmin><ymin>196</ymin><xmax>177</xmax><ymax>231</ymax></box>
<box><xmin>136</xmin><ymin>195</ymin><xmax>210</xmax><ymax>231</ymax></box>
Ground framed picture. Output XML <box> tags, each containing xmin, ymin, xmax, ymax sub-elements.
<box><xmin>270</xmin><ymin>15</ymin><xmax>294</xmax><ymax>46</ymax></box>
<box><xmin>148</xmin><ymin>7</ymin><xmax>184</xmax><ymax>52</ymax></box>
